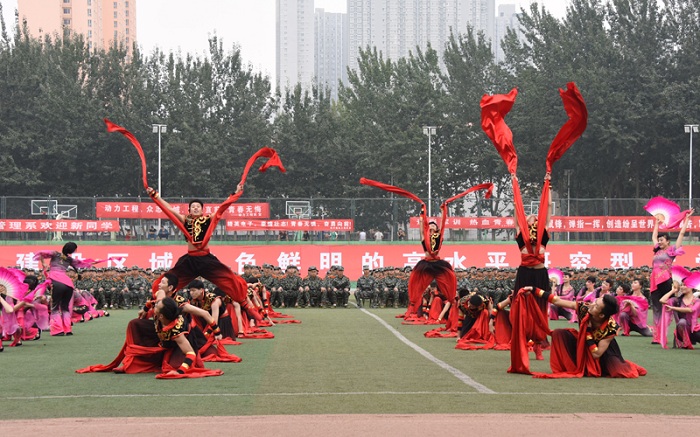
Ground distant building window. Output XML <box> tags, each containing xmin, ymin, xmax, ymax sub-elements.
<box><xmin>126</xmin><ymin>37</ymin><xmax>129</xmax><ymax>44</ymax></box>
<box><xmin>114</xmin><ymin>21</ymin><xmax>118</xmax><ymax>27</ymax></box>
<box><xmin>88</xmin><ymin>30</ymin><xmax>92</xmax><ymax>37</ymax></box>
<box><xmin>63</xmin><ymin>8</ymin><xmax>70</xmax><ymax>14</ymax></box>
<box><xmin>88</xmin><ymin>41</ymin><xmax>92</xmax><ymax>49</ymax></box>
<box><xmin>125</xmin><ymin>19</ymin><xmax>129</xmax><ymax>26</ymax></box>
<box><xmin>125</xmin><ymin>28</ymin><xmax>129</xmax><ymax>34</ymax></box>
<box><xmin>114</xmin><ymin>11</ymin><xmax>117</xmax><ymax>18</ymax></box>
<box><xmin>64</xmin><ymin>0</ymin><xmax>70</xmax><ymax>3</ymax></box>
<box><xmin>88</xmin><ymin>9</ymin><xmax>91</xmax><ymax>16</ymax></box>
<box><xmin>114</xmin><ymin>2</ymin><xmax>118</xmax><ymax>8</ymax></box>
<box><xmin>87</xmin><ymin>0</ymin><xmax>91</xmax><ymax>5</ymax></box>
<box><xmin>125</xmin><ymin>1</ymin><xmax>129</xmax><ymax>7</ymax></box>
<box><xmin>125</xmin><ymin>10</ymin><xmax>129</xmax><ymax>17</ymax></box>
<box><xmin>114</xmin><ymin>30</ymin><xmax>118</xmax><ymax>38</ymax></box>
<box><xmin>88</xmin><ymin>19</ymin><xmax>92</xmax><ymax>27</ymax></box>
<box><xmin>63</xmin><ymin>19</ymin><xmax>71</xmax><ymax>25</ymax></box>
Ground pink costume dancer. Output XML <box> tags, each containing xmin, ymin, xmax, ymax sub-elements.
<box><xmin>82</xmin><ymin>289</ymin><xmax>107</xmax><ymax>318</ymax></box>
<box><xmin>660</xmin><ymin>270</ymin><xmax>700</xmax><ymax>349</ymax></box>
<box><xmin>0</xmin><ymin>294</ymin><xmax>21</xmax><ymax>347</ymax></box>
<box><xmin>71</xmin><ymin>289</ymin><xmax>92</xmax><ymax>323</ymax></box>
<box><xmin>646</xmin><ymin>201</ymin><xmax>692</xmax><ymax>344</ymax></box>
<box><xmin>34</xmin><ymin>242</ymin><xmax>110</xmax><ymax>336</ymax></box>
<box><xmin>549</xmin><ymin>269</ymin><xmax>575</xmax><ymax>321</ymax></box>
<box><xmin>616</xmin><ymin>280</ymin><xmax>652</xmax><ymax>337</ymax></box>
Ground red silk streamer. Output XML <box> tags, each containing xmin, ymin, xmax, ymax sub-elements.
<box><xmin>105</xmin><ymin>119</ymin><xmax>286</xmax><ymax>249</ymax></box>
<box><xmin>480</xmin><ymin>88</ymin><xmax>518</xmax><ymax>174</ymax></box>
<box><xmin>545</xmin><ymin>82</ymin><xmax>588</xmax><ymax>173</ymax></box>
<box><xmin>360</xmin><ymin>178</ymin><xmax>492</xmax><ymax>259</ymax></box>
<box><xmin>481</xmin><ymin>83</ymin><xmax>587</xmax><ymax>261</ymax></box>
<box><xmin>104</xmin><ymin>119</ymin><xmax>149</xmax><ymax>189</ymax></box>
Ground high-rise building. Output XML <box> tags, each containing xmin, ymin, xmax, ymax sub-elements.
<box><xmin>276</xmin><ymin>0</ymin><xmax>315</xmax><ymax>94</ymax></box>
<box><xmin>494</xmin><ymin>3</ymin><xmax>522</xmax><ymax>63</ymax></box>
<box><xmin>315</xmin><ymin>8</ymin><xmax>348</xmax><ymax>100</ymax></box>
<box><xmin>17</xmin><ymin>0</ymin><xmax>136</xmax><ymax>52</ymax></box>
<box><xmin>347</xmin><ymin>0</ymin><xmax>495</xmax><ymax>73</ymax></box>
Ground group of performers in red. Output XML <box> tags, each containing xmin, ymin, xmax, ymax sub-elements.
<box><xmin>34</xmin><ymin>81</ymin><xmax>696</xmax><ymax>380</ymax></box>
<box><xmin>74</xmin><ymin>120</ymin><xmax>288</xmax><ymax>377</ymax></box>
<box><xmin>361</xmin><ymin>82</ymin><xmax>660</xmax><ymax>378</ymax></box>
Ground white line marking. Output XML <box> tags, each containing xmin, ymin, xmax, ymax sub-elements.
<box><xmin>359</xmin><ymin>307</ymin><xmax>496</xmax><ymax>394</ymax></box>
<box><xmin>4</xmin><ymin>391</ymin><xmax>699</xmax><ymax>401</ymax></box>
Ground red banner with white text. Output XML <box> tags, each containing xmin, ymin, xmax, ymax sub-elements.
<box><xmin>409</xmin><ymin>216</ymin><xmax>700</xmax><ymax>232</ymax></box>
<box><xmin>95</xmin><ymin>202</ymin><xmax>270</xmax><ymax>219</ymax></box>
<box><xmin>3</xmin><ymin>243</ymin><xmax>691</xmax><ymax>275</ymax></box>
<box><xmin>0</xmin><ymin>220</ymin><xmax>120</xmax><ymax>233</ymax></box>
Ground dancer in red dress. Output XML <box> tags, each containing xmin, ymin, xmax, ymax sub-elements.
<box><xmin>360</xmin><ymin>178</ymin><xmax>493</xmax><ymax>335</ymax></box>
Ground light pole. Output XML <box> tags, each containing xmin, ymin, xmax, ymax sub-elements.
<box><xmin>422</xmin><ymin>126</ymin><xmax>437</xmax><ymax>217</ymax></box>
<box><xmin>152</xmin><ymin>124</ymin><xmax>167</xmax><ymax>228</ymax></box>
<box><xmin>685</xmin><ymin>124</ymin><xmax>699</xmax><ymax>208</ymax></box>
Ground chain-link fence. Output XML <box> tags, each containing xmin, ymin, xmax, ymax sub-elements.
<box><xmin>0</xmin><ymin>196</ymin><xmax>691</xmax><ymax>243</ymax></box>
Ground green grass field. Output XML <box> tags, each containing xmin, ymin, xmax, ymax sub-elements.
<box><xmin>1</xmin><ymin>307</ymin><xmax>698</xmax><ymax>420</ymax></box>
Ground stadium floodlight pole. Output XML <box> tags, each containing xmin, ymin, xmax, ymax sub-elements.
<box><xmin>685</xmin><ymin>125</ymin><xmax>699</xmax><ymax>209</ymax></box>
<box><xmin>152</xmin><ymin>124</ymin><xmax>167</xmax><ymax>228</ymax></box>
<box><xmin>422</xmin><ymin>126</ymin><xmax>437</xmax><ymax>217</ymax></box>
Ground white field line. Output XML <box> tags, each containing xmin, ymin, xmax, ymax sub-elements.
<box><xmin>359</xmin><ymin>307</ymin><xmax>496</xmax><ymax>394</ymax></box>
<box><xmin>4</xmin><ymin>391</ymin><xmax>700</xmax><ymax>401</ymax></box>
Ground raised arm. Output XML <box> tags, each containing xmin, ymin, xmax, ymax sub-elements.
<box><xmin>512</xmin><ymin>174</ymin><xmax>521</xmax><ymax>234</ymax></box>
<box><xmin>652</xmin><ymin>216</ymin><xmax>660</xmax><ymax>245</ymax></box>
<box><xmin>544</xmin><ymin>172</ymin><xmax>552</xmax><ymax>227</ymax></box>
<box><xmin>146</xmin><ymin>186</ymin><xmax>186</xmax><ymax>224</ymax></box>
<box><xmin>675</xmin><ymin>209</ymin><xmax>694</xmax><ymax>248</ymax></box>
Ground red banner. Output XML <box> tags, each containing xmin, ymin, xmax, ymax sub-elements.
<box><xmin>1</xmin><ymin>243</ymin><xmax>687</xmax><ymax>275</ymax></box>
<box><xmin>409</xmin><ymin>216</ymin><xmax>700</xmax><ymax>232</ymax></box>
<box><xmin>226</xmin><ymin>219</ymin><xmax>354</xmax><ymax>231</ymax></box>
<box><xmin>95</xmin><ymin>202</ymin><xmax>270</xmax><ymax>219</ymax></box>
<box><xmin>0</xmin><ymin>220</ymin><xmax>120</xmax><ymax>233</ymax></box>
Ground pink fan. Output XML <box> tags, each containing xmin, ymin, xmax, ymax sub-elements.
<box><xmin>0</xmin><ymin>267</ymin><xmax>29</xmax><ymax>301</ymax></box>
<box><xmin>548</xmin><ymin>268</ymin><xmax>564</xmax><ymax>286</ymax></box>
<box><xmin>682</xmin><ymin>271</ymin><xmax>700</xmax><ymax>290</ymax></box>
<box><xmin>671</xmin><ymin>266</ymin><xmax>691</xmax><ymax>284</ymax></box>
<box><xmin>644</xmin><ymin>197</ymin><xmax>691</xmax><ymax>230</ymax></box>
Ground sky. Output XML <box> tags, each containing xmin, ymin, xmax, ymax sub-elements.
<box><xmin>1</xmin><ymin>0</ymin><xmax>568</xmax><ymax>82</ymax></box>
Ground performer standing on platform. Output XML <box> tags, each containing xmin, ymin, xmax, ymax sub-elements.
<box><xmin>481</xmin><ymin>82</ymin><xmax>588</xmax><ymax>374</ymax></box>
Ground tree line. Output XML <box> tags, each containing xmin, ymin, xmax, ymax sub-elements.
<box><xmin>1</xmin><ymin>0</ymin><xmax>698</xmax><ymax>226</ymax></box>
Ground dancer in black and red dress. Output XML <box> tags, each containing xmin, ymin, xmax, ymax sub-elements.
<box><xmin>105</xmin><ymin>120</ymin><xmax>285</xmax><ymax>321</ymax></box>
<box><xmin>360</xmin><ymin>178</ymin><xmax>492</xmax><ymax>335</ymax></box>
<box><xmin>481</xmin><ymin>82</ymin><xmax>588</xmax><ymax>374</ymax></box>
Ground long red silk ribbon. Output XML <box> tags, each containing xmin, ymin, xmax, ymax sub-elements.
<box><xmin>360</xmin><ymin>178</ymin><xmax>493</xmax><ymax>258</ymax></box>
<box><xmin>105</xmin><ymin>119</ymin><xmax>286</xmax><ymax>249</ymax></box>
<box><xmin>545</xmin><ymin>83</ymin><xmax>588</xmax><ymax>172</ymax></box>
<box><xmin>104</xmin><ymin>119</ymin><xmax>149</xmax><ymax>189</ymax></box>
<box><xmin>480</xmin><ymin>83</ymin><xmax>587</xmax><ymax>257</ymax></box>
